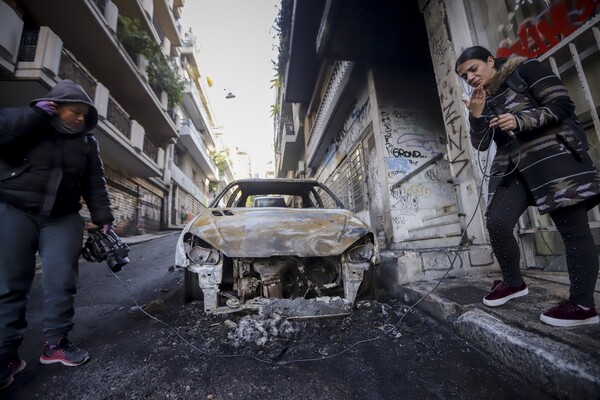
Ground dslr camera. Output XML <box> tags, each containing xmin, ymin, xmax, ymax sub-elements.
<box><xmin>82</xmin><ymin>228</ymin><xmax>130</xmax><ymax>272</ymax></box>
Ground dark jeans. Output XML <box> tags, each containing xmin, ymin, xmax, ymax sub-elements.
<box><xmin>0</xmin><ymin>202</ymin><xmax>83</xmax><ymax>355</ymax></box>
<box><xmin>486</xmin><ymin>174</ymin><xmax>599</xmax><ymax>308</ymax></box>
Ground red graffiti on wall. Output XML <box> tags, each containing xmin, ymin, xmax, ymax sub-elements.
<box><xmin>496</xmin><ymin>0</ymin><xmax>599</xmax><ymax>58</ymax></box>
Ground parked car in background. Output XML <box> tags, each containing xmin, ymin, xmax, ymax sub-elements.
<box><xmin>175</xmin><ymin>179</ymin><xmax>379</xmax><ymax>315</ymax></box>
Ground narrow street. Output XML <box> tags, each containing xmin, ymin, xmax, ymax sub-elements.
<box><xmin>4</xmin><ymin>234</ymin><xmax>550</xmax><ymax>400</ymax></box>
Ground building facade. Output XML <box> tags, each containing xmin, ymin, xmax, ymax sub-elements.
<box><xmin>274</xmin><ymin>0</ymin><xmax>600</xmax><ymax>290</ymax></box>
<box><xmin>0</xmin><ymin>0</ymin><xmax>230</xmax><ymax>235</ymax></box>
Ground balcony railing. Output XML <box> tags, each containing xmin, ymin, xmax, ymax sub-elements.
<box><xmin>143</xmin><ymin>136</ymin><xmax>159</xmax><ymax>163</ymax></box>
<box><xmin>180</xmin><ymin>118</ymin><xmax>206</xmax><ymax>145</ymax></box>
<box><xmin>107</xmin><ymin>98</ymin><xmax>131</xmax><ymax>139</ymax></box>
<box><xmin>17</xmin><ymin>30</ymin><xmax>39</xmax><ymax>62</ymax></box>
<box><xmin>305</xmin><ymin>60</ymin><xmax>353</xmax><ymax>167</ymax></box>
<box><xmin>58</xmin><ymin>51</ymin><xmax>97</xmax><ymax>99</ymax></box>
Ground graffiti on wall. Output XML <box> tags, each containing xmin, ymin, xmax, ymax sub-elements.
<box><xmin>419</xmin><ymin>249</ymin><xmax>495</xmax><ymax>273</ymax></box>
<box><xmin>496</xmin><ymin>0</ymin><xmax>599</xmax><ymax>58</ymax></box>
<box><xmin>379</xmin><ymin>105</ymin><xmax>445</xmax><ymax>179</ymax></box>
<box><xmin>334</xmin><ymin>99</ymin><xmax>371</xmax><ymax>155</ymax></box>
<box><xmin>424</xmin><ymin>4</ymin><xmax>471</xmax><ymax>179</ymax></box>
<box><xmin>379</xmin><ymin>101</ymin><xmax>457</xmax><ymax>241</ymax></box>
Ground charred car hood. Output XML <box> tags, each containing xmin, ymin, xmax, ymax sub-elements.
<box><xmin>186</xmin><ymin>208</ymin><xmax>370</xmax><ymax>257</ymax></box>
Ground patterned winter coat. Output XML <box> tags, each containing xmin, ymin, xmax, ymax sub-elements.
<box><xmin>469</xmin><ymin>55</ymin><xmax>600</xmax><ymax>214</ymax></box>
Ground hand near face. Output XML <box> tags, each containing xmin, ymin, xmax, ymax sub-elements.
<box><xmin>35</xmin><ymin>101</ymin><xmax>58</xmax><ymax>116</ymax></box>
<box><xmin>468</xmin><ymin>85</ymin><xmax>486</xmax><ymax>118</ymax></box>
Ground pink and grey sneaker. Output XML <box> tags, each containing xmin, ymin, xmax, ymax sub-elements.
<box><xmin>0</xmin><ymin>353</ymin><xmax>26</xmax><ymax>390</ymax></box>
<box><xmin>39</xmin><ymin>337</ymin><xmax>90</xmax><ymax>367</ymax></box>
<box><xmin>540</xmin><ymin>299</ymin><xmax>599</xmax><ymax>327</ymax></box>
<box><xmin>483</xmin><ymin>280</ymin><xmax>528</xmax><ymax>307</ymax></box>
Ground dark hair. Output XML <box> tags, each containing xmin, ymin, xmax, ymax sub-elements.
<box><xmin>455</xmin><ymin>46</ymin><xmax>500</xmax><ymax>74</ymax></box>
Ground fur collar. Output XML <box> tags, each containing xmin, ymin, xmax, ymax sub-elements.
<box><xmin>486</xmin><ymin>55</ymin><xmax>528</xmax><ymax>95</ymax></box>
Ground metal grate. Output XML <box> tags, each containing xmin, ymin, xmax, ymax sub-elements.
<box><xmin>58</xmin><ymin>51</ymin><xmax>97</xmax><ymax>99</ymax></box>
<box><xmin>107</xmin><ymin>98</ymin><xmax>132</xmax><ymax>139</ymax></box>
<box><xmin>17</xmin><ymin>30</ymin><xmax>39</xmax><ymax>62</ymax></box>
<box><xmin>322</xmin><ymin>146</ymin><xmax>366</xmax><ymax>213</ymax></box>
<box><xmin>143</xmin><ymin>137</ymin><xmax>159</xmax><ymax>163</ymax></box>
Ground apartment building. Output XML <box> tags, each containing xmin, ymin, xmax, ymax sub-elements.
<box><xmin>171</xmin><ymin>30</ymin><xmax>234</xmax><ymax>226</ymax></box>
<box><xmin>274</xmin><ymin>0</ymin><xmax>600</xmax><ymax>289</ymax></box>
<box><xmin>0</xmin><ymin>0</ymin><xmax>227</xmax><ymax>235</ymax></box>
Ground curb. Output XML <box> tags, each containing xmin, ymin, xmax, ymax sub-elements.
<box><xmin>396</xmin><ymin>284</ymin><xmax>600</xmax><ymax>399</ymax></box>
<box><xmin>122</xmin><ymin>231</ymin><xmax>180</xmax><ymax>245</ymax></box>
<box><xmin>455</xmin><ymin>309</ymin><xmax>600</xmax><ymax>400</ymax></box>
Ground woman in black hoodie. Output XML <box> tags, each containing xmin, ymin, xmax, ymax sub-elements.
<box><xmin>0</xmin><ymin>79</ymin><xmax>114</xmax><ymax>389</ymax></box>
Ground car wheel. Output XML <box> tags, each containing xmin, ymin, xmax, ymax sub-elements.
<box><xmin>184</xmin><ymin>269</ymin><xmax>204</xmax><ymax>302</ymax></box>
<box><xmin>357</xmin><ymin>264</ymin><xmax>380</xmax><ymax>301</ymax></box>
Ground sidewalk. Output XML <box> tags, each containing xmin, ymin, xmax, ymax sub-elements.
<box><xmin>395</xmin><ymin>270</ymin><xmax>600</xmax><ymax>399</ymax></box>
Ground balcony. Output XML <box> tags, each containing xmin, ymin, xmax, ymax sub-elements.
<box><xmin>56</xmin><ymin>48</ymin><xmax>161</xmax><ymax>177</ymax></box>
<box><xmin>170</xmin><ymin>164</ymin><xmax>209</xmax><ymax>206</ymax></box>
<box><xmin>277</xmin><ymin>121</ymin><xmax>305</xmax><ymax>177</ymax></box>
<box><xmin>153</xmin><ymin>0</ymin><xmax>182</xmax><ymax>48</ymax></box>
<box><xmin>0</xmin><ymin>1</ymin><xmax>24</xmax><ymax>73</ymax></box>
<box><xmin>14</xmin><ymin>27</ymin><xmax>63</xmax><ymax>86</ymax></box>
<box><xmin>58</xmin><ymin>50</ymin><xmax>97</xmax><ymax>101</ymax></box>
<box><xmin>182</xmin><ymin>79</ymin><xmax>217</xmax><ymax>150</ymax></box>
<box><xmin>180</xmin><ymin>36</ymin><xmax>200</xmax><ymax>80</ymax></box>
<box><xmin>179</xmin><ymin>119</ymin><xmax>219</xmax><ymax>180</ymax></box>
<box><xmin>18</xmin><ymin>0</ymin><xmax>178</xmax><ymax>144</ymax></box>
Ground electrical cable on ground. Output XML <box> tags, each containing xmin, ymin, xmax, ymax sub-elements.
<box><xmin>111</xmin><ymin>125</ymin><xmax>515</xmax><ymax>366</ymax></box>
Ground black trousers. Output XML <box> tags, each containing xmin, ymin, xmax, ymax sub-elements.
<box><xmin>486</xmin><ymin>174</ymin><xmax>599</xmax><ymax>308</ymax></box>
<box><xmin>0</xmin><ymin>202</ymin><xmax>83</xmax><ymax>355</ymax></box>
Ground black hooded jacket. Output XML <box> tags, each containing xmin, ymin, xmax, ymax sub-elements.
<box><xmin>0</xmin><ymin>80</ymin><xmax>114</xmax><ymax>225</ymax></box>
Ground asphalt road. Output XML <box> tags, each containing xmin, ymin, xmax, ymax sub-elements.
<box><xmin>2</xmin><ymin>233</ymin><xmax>552</xmax><ymax>400</ymax></box>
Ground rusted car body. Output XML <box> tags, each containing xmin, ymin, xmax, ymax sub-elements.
<box><xmin>175</xmin><ymin>179</ymin><xmax>379</xmax><ymax>314</ymax></box>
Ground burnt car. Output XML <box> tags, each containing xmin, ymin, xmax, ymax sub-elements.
<box><xmin>175</xmin><ymin>178</ymin><xmax>379</xmax><ymax>314</ymax></box>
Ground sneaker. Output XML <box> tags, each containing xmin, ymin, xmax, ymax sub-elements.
<box><xmin>39</xmin><ymin>338</ymin><xmax>90</xmax><ymax>367</ymax></box>
<box><xmin>483</xmin><ymin>280</ymin><xmax>528</xmax><ymax>307</ymax></box>
<box><xmin>540</xmin><ymin>299</ymin><xmax>600</xmax><ymax>327</ymax></box>
<box><xmin>0</xmin><ymin>353</ymin><xmax>26</xmax><ymax>390</ymax></box>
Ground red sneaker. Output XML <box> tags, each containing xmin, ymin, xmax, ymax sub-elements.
<box><xmin>0</xmin><ymin>354</ymin><xmax>26</xmax><ymax>390</ymax></box>
<box><xmin>40</xmin><ymin>337</ymin><xmax>90</xmax><ymax>367</ymax></box>
<box><xmin>483</xmin><ymin>280</ymin><xmax>528</xmax><ymax>307</ymax></box>
<box><xmin>540</xmin><ymin>300</ymin><xmax>599</xmax><ymax>327</ymax></box>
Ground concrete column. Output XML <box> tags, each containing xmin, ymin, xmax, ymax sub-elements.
<box><xmin>0</xmin><ymin>1</ymin><xmax>24</xmax><ymax>72</ymax></box>
<box><xmin>142</xmin><ymin>0</ymin><xmax>153</xmax><ymax>18</ymax></box>
<box><xmin>94</xmin><ymin>82</ymin><xmax>109</xmax><ymax>119</ymax></box>
<box><xmin>136</xmin><ymin>54</ymin><xmax>149</xmax><ymax>82</ymax></box>
<box><xmin>104</xmin><ymin>0</ymin><xmax>119</xmax><ymax>33</ymax></box>
<box><xmin>157</xmin><ymin>147</ymin><xmax>165</xmax><ymax>170</ymax></box>
<box><xmin>130</xmin><ymin>120</ymin><xmax>145</xmax><ymax>151</ymax></box>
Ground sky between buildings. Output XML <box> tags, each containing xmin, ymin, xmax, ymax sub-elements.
<box><xmin>180</xmin><ymin>0</ymin><xmax>281</xmax><ymax>177</ymax></box>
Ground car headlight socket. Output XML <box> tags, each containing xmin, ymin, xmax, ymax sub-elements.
<box><xmin>188</xmin><ymin>246</ymin><xmax>221</xmax><ymax>265</ymax></box>
<box><xmin>345</xmin><ymin>242</ymin><xmax>375</xmax><ymax>263</ymax></box>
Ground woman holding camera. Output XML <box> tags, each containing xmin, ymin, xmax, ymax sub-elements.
<box><xmin>455</xmin><ymin>46</ymin><xmax>600</xmax><ymax>327</ymax></box>
<box><xmin>0</xmin><ymin>79</ymin><xmax>114</xmax><ymax>389</ymax></box>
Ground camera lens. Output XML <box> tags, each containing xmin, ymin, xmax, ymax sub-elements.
<box><xmin>107</xmin><ymin>254</ymin><xmax>130</xmax><ymax>272</ymax></box>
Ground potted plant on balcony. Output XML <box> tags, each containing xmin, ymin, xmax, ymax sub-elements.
<box><xmin>116</xmin><ymin>15</ymin><xmax>183</xmax><ymax>107</ymax></box>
